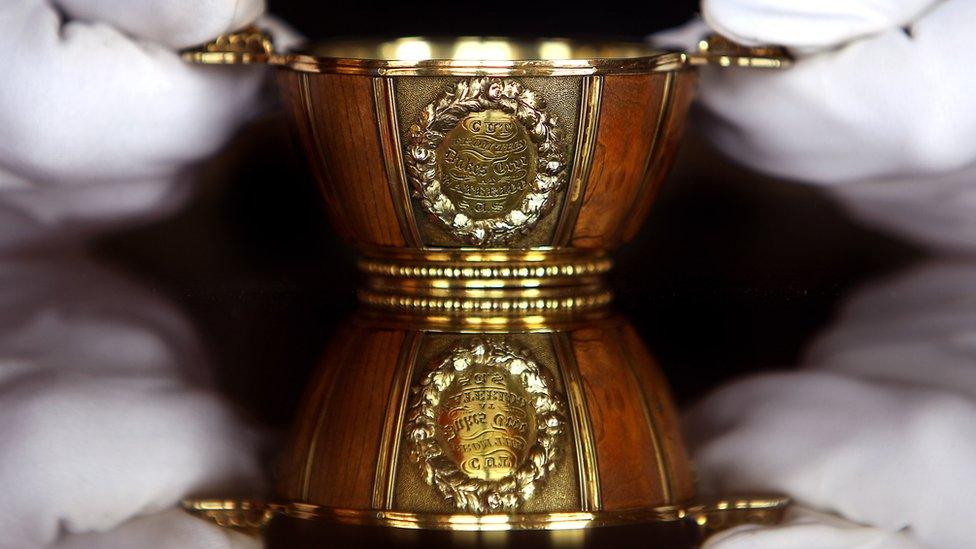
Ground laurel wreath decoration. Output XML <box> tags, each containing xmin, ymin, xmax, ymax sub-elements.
<box><xmin>406</xmin><ymin>338</ymin><xmax>566</xmax><ymax>513</ymax></box>
<box><xmin>405</xmin><ymin>77</ymin><xmax>567</xmax><ymax>245</ymax></box>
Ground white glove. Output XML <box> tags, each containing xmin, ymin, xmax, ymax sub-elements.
<box><xmin>655</xmin><ymin>0</ymin><xmax>976</xmax><ymax>253</ymax></box>
<box><xmin>0</xmin><ymin>254</ymin><xmax>264</xmax><ymax>548</ymax></box>
<box><xmin>0</xmin><ymin>0</ymin><xmax>275</xmax><ymax>249</ymax></box>
<box><xmin>0</xmin><ymin>2</ymin><xmax>287</xmax><ymax>545</ymax></box>
<box><xmin>686</xmin><ymin>259</ymin><xmax>976</xmax><ymax>548</ymax></box>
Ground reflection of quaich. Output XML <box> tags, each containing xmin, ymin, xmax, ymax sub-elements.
<box><xmin>407</xmin><ymin>338</ymin><xmax>565</xmax><ymax>514</ymax></box>
<box><xmin>439</xmin><ymin>365</ymin><xmax>536</xmax><ymax>481</ymax></box>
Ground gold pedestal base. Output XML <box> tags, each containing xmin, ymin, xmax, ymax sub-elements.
<box><xmin>358</xmin><ymin>247</ymin><xmax>613</xmax><ymax>317</ymax></box>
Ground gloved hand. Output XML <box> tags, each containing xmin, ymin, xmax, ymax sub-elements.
<box><xmin>0</xmin><ymin>254</ymin><xmax>263</xmax><ymax>548</ymax></box>
<box><xmin>688</xmin><ymin>260</ymin><xmax>976</xmax><ymax>548</ymax></box>
<box><xmin>654</xmin><ymin>2</ymin><xmax>976</xmax><ymax>547</ymax></box>
<box><xmin>654</xmin><ymin>0</ymin><xmax>976</xmax><ymax>253</ymax></box>
<box><xmin>0</xmin><ymin>0</ymin><xmax>292</xmax><ymax>249</ymax></box>
<box><xmin>0</xmin><ymin>1</ymin><xmax>293</xmax><ymax>546</ymax></box>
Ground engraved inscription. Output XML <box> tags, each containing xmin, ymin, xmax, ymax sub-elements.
<box><xmin>406</xmin><ymin>338</ymin><xmax>566</xmax><ymax>513</ymax></box>
<box><xmin>437</xmin><ymin>110</ymin><xmax>537</xmax><ymax>220</ymax></box>
<box><xmin>437</xmin><ymin>365</ymin><xmax>537</xmax><ymax>480</ymax></box>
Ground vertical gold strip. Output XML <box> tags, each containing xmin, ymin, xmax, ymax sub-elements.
<box><xmin>553</xmin><ymin>332</ymin><xmax>602</xmax><ymax>511</ymax></box>
<box><xmin>611</xmin><ymin>71</ymin><xmax>675</xmax><ymax>245</ymax></box>
<box><xmin>373</xmin><ymin>77</ymin><xmax>423</xmax><ymax>247</ymax></box>
<box><xmin>615</xmin><ymin>331</ymin><xmax>673</xmax><ymax>504</ymax></box>
<box><xmin>370</xmin><ymin>331</ymin><xmax>423</xmax><ymax>509</ymax></box>
<box><xmin>553</xmin><ymin>76</ymin><xmax>603</xmax><ymax>246</ymax></box>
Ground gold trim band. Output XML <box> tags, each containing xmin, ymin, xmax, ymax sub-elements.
<box><xmin>183</xmin><ymin>496</ymin><xmax>790</xmax><ymax>532</ymax></box>
<box><xmin>359</xmin><ymin>248</ymin><xmax>613</xmax><ymax>314</ymax></box>
<box><xmin>359</xmin><ymin>288</ymin><xmax>612</xmax><ymax>313</ymax></box>
<box><xmin>372</xmin><ymin>77</ymin><xmax>423</xmax><ymax>247</ymax></box>
<box><xmin>554</xmin><ymin>332</ymin><xmax>603</xmax><ymax>511</ymax></box>
<box><xmin>553</xmin><ymin>75</ymin><xmax>603</xmax><ymax>246</ymax></box>
<box><xmin>281</xmin><ymin>52</ymin><xmax>690</xmax><ymax>77</ymax></box>
<box><xmin>359</xmin><ymin>258</ymin><xmax>612</xmax><ymax>280</ymax></box>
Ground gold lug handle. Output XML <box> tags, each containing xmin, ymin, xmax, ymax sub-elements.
<box><xmin>180</xmin><ymin>26</ymin><xmax>281</xmax><ymax>65</ymax></box>
<box><xmin>686</xmin><ymin>35</ymin><xmax>792</xmax><ymax>69</ymax></box>
<box><xmin>685</xmin><ymin>494</ymin><xmax>792</xmax><ymax>535</ymax></box>
<box><xmin>182</xmin><ymin>498</ymin><xmax>277</xmax><ymax>534</ymax></box>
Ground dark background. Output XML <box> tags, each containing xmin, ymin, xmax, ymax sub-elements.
<box><xmin>266</xmin><ymin>1</ymin><xmax>701</xmax><ymax>41</ymax></box>
<box><xmin>95</xmin><ymin>3</ymin><xmax>921</xmax><ymax>431</ymax></box>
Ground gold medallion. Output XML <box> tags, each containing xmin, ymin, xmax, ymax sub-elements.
<box><xmin>405</xmin><ymin>77</ymin><xmax>567</xmax><ymax>245</ymax></box>
<box><xmin>406</xmin><ymin>338</ymin><xmax>566</xmax><ymax>513</ymax></box>
<box><xmin>437</xmin><ymin>110</ymin><xmax>538</xmax><ymax>222</ymax></box>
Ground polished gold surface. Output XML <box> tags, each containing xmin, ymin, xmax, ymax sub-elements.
<box><xmin>182</xmin><ymin>499</ymin><xmax>275</xmax><ymax>533</ymax></box>
<box><xmin>686</xmin><ymin>35</ymin><xmax>792</xmax><ymax>68</ymax></box>
<box><xmin>184</xmin><ymin>496</ymin><xmax>790</xmax><ymax>532</ymax></box>
<box><xmin>184</xmin><ymin>31</ymin><xmax>789</xmax><ymax>74</ymax></box>
<box><xmin>359</xmin><ymin>248</ymin><xmax>613</xmax><ymax>315</ymax></box>
<box><xmin>181</xmin><ymin>314</ymin><xmax>790</xmax><ymax>539</ymax></box>
<box><xmin>552</xmin><ymin>332</ymin><xmax>602</xmax><ymax>512</ymax></box>
<box><xmin>552</xmin><ymin>75</ymin><xmax>602</xmax><ymax>246</ymax></box>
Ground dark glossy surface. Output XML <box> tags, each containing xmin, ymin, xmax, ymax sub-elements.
<box><xmin>267</xmin><ymin>514</ymin><xmax>702</xmax><ymax>548</ymax></box>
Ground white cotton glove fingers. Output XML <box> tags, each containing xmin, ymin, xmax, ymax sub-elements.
<box><xmin>696</xmin><ymin>0</ymin><xmax>976</xmax><ymax>184</ymax></box>
<box><xmin>702</xmin><ymin>0</ymin><xmax>940</xmax><ymax>52</ymax></box>
<box><xmin>0</xmin><ymin>1</ymin><xmax>265</xmax><ymax>186</ymax></box>
<box><xmin>686</xmin><ymin>372</ymin><xmax>976</xmax><ymax>548</ymax></box>
<box><xmin>805</xmin><ymin>262</ymin><xmax>976</xmax><ymax>398</ymax></box>
<box><xmin>52</xmin><ymin>508</ymin><xmax>259</xmax><ymax>549</ymax></box>
<box><xmin>705</xmin><ymin>507</ymin><xmax>922</xmax><ymax>549</ymax></box>
<box><xmin>0</xmin><ymin>258</ymin><xmax>262</xmax><ymax>547</ymax></box>
<box><xmin>257</xmin><ymin>13</ymin><xmax>306</xmax><ymax>53</ymax></box>
<box><xmin>54</xmin><ymin>0</ymin><xmax>264</xmax><ymax>50</ymax></box>
<box><xmin>0</xmin><ymin>375</ymin><xmax>262</xmax><ymax>547</ymax></box>
<box><xmin>0</xmin><ymin>259</ymin><xmax>209</xmax><ymax>382</ymax></box>
<box><xmin>648</xmin><ymin>16</ymin><xmax>710</xmax><ymax>52</ymax></box>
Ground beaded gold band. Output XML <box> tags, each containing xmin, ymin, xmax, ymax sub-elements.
<box><xmin>359</xmin><ymin>248</ymin><xmax>613</xmax><ymax>314</ymax></box>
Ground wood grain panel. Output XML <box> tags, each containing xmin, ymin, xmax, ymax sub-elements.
<box><xmin>297</xmin><ymin>329</ymin><xmax>404</xmax><ymax>508</ymax></box>
<box><xmin>621</xmin><ymin>72</ymin><xmax>697</xmax><ymax>242</ymax></box>
<box><xmin>617</xmin><ymin>322</ymin><xmax>696</xmax><ymax>504</ymax></box>
<box><xmin>279</xmin><ymin>71</ymin><xmax>405</xmax><ymax>247</ymax></box>
<box><xmin>570</xmin><ymin>74</ymin><xmax>667</xmax><ymax>248</ymax></box>
<box><xmin>277</xmin><ymin>70</ymin><xmax>355</xmax><ymax>241</ymax></box>
<box><xmin>570</xmin><ymin>326</ymin><xmax>668</xmax><ymax>510</ymax></box>
<box><xmin>273</xmin><ymin>327</ymin><xmax>353</xmax><ymax>501</ymax></box>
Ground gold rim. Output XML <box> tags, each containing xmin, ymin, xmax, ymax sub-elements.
<box><xmin>183</xmin><ymin>496</ymin><xmax>791</xmax><ymax>532</ymax></box>
<box><xmin>281</xmin><ymin>51</ymin><xmax>690</xmax><ymax>76</ymax></box>
<box><xmin>183</xmin><ymin>29</ymin><xmax>791</xmax><ymax>75</ymax></box>
<box><xmin>182</xmin><ymin>30</ymin><xmax>691</xmax><ymax>76</ymax></box>
<box><xmin>289</xmin><ymin>37</ymin><xmax>688</xmax><ymax>76</ymax></box>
